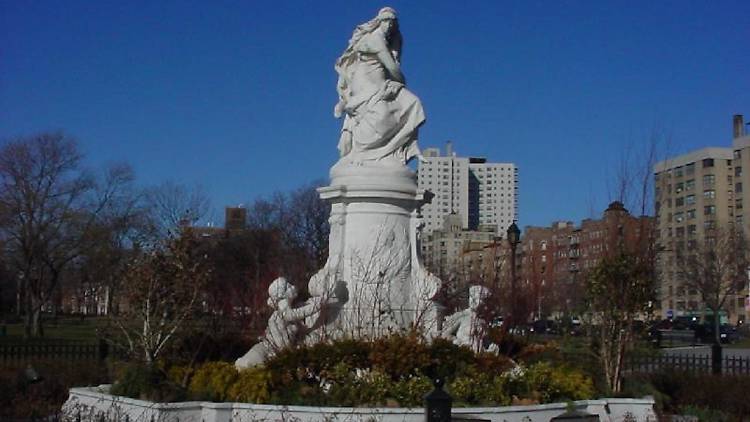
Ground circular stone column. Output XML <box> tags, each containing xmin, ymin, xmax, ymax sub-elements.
<box><xmin>316</xmin><ymin>161</ymin><xmax>428</xmax><ymax>338</ymax></box>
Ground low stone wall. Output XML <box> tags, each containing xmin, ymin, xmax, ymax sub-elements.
<box><xmin>63</xmin><ymin>385</ymin><xmax>656</xmax><ymax>422</ymax></box>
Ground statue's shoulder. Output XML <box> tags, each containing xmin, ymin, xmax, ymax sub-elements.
<box><xmin>356</xmin><ymin>31</ymin><xmax>388</xmax><ymax>54</ymax></box>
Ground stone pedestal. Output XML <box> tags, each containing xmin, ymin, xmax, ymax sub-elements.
<box><xmin>308</xmin><ymin>160</ymin><xmax>440</xmax><ymax>340</ymax></box>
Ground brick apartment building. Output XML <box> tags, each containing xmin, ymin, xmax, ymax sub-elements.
<box><xmin>462</xmin><ymin>202</ymin><xmax>653</xmax><ymax>320</ymax></box>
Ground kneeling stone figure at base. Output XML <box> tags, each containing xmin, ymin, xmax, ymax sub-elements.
<box><xmin>235</xmin><ymin>278</ymin><xmax>330</xmax><ymax>369</ymax></box>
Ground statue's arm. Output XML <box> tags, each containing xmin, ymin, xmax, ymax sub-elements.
<box><xmin>283</xmin><ymin>297</ymin><xmax>324</xmax><ymax>322</ymax></box>
<box><xmin>367</xmin><ymin>34</ymin><xmax>405</xmax><ymax>84</ymax></box>
<box><xmin>441</xmin><ymin>312</ymin><xmax>462</xmax><ymax>337</ymax></box>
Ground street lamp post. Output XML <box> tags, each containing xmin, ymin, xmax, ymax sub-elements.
<box><xmin>506</xmin><ymin>222</ymin><xmax>521</xmax><ymax>328</ymax></box>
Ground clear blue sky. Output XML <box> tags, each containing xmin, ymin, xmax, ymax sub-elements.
<box><xmin>2</xmin><ymin>1</ymin><xmax>748</xmax><ymax>228</ymax></box>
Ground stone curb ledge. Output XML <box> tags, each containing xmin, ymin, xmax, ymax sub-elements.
<box><xmin>63</xmin><ymin>385</ymin><xmax>657</xmax><ymax>422</ymax></box>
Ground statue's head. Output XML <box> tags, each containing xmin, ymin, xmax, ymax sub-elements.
<box><xmin>377</xmin><ymin>7</ymin><xmax>397</xmax><ymax>21</ymax></box>
<box><xmin>376</xmin><ymin>7</ymin><xmax>397</xmax><ymax>33</ymax></box>
<box><xmin>268</xmin><ymin>277</ymin><xmax>296</xmax><ymax>306</ymax></box>
<box><xmin>468</xmin><ymin>285</ymin><xmax>490</xmax><ymax>311</ymax></box>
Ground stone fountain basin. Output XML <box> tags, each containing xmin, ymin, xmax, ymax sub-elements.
<box><xmin>63</xmin><ymin>385</ymin><xmax>656</xmax><ymax>422</ymax></box>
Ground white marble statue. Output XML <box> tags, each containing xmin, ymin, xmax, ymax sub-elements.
<box><xmin>441</xmin><ymin>285</ymin><xmax>491</xmax><ymax>353</ymax></box>
<box><xmin>235</xmin><ymin>8</ymin><xmax>498</xmax><ymax>365</ymax></box>
<box><xmin>235</xmin><ymin>277</ymin><xmax>327</xmax><ymax>369</ymax></box>
<box><xmin>334</xmin><ymin>7</ymin><xmax>425</xmax><ymax>165</ymax></box>
<box><xmin>410</xmin><ymin>211</ymin><xmax>442</xmax><ymax>338</ymax></box>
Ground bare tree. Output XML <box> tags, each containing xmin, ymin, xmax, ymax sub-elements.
<box><xmin>0</xmin><ymin>133</ymin><xmax>135</xmax><ymax>336</ymax></box>
<box><xmin>110</xmin><ymin>231</ymin><xmax>211</xmax><ymax>364</ymax></box>
<box><xmin>677</xmin><ymin>227</ymin><xmax>749</xmax><ymax>344</ymax></box>
<box><xmin>586</xmin><ymin>251</ymin><xmax>654</xmax><ymax>393</ymax></box>
<box><xmin>606</xmin><ymin>125</ymin><xmax>670</xmax><ymax>218</ymax></box>
<box><xmin>581</xmin><ymin>126</ymin><xmax>665</xmax><ymax>393</ymax></box>
<box><xmin>143</xmin><ymin>180</ymin><xmax>211</xmax><ymax>238</ymax></box>
<box><xmin>285</xmin><ymin>181</ymin><xmax>330</xmax><ymax>270</ymax></box>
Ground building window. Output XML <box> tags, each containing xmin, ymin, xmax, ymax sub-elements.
<box><xmin>703</xmin><ymin>158</ymin><xmax>714</xmax><ymax>168</ymax></box>
<box><xmin>675</xmin><ymin>197</ymin><xmax>684</xmax><ymax>207</ymax></box>
<box><xmin>703</xmin><ymin>174</ymin><xmax>715</xmax><ymax>186</ymax></box>
<box><xmin>674</xmin><ymin>212</ymin><xmax>684</xmax><ymax>222</ymax></box>
<box><xmin>734</xmin><ymin>150</ymin><xmax>742</xmax><ymax>159</ymax></box>
<box><xmin>675</xmin><ymin>182</ymin><xmax>684</xmax><ymax>193</ymax></box>
<box><xmin>686</xmin><ymin>209</ymin><xmax>696</xmax><ymax>219</ymax></box>
<box><xmin>704</xmin><ymin>205</ymin><xmax>716</xmax><ymax>216</ymax></box>
<box><xmin>675</xmin><ymin>227</ymin><xmax>685</xmax><ymax>237</ymax></box>
<box><xmin>685</xmin><ymin>179</ymin><xmax>695</xmax><ymax>190</ymax></box>
<box><xmin>685</xmin><ymin>194</ymin><xmax>695</xmax><ymax>205</ymax></box>
<box><xmin>704</xmin><ymin>189</ymin><xmax>716</xmax><ymax>199</ymax></box>
<box><xmin>736</xmin><ymin>167</ymin><xmax>743</xmax><ymax>178</ymax></box>
<box><xmin>687</xmin><ymin>225</ymin><xmax>696</xmax><ymax>236</ymax></box>
<box><xmin>704</xmin><ymin>220</ymin><xmax>715</xmax><ymax>230</ymax></box>
<box><xmin>685</xmin><ymin>163</ymin><xmax>695</xmax><ymax>175</ymax></box>
<box><xmin>675</xmin><ymin>166</ymin><xmax>683</xmax><ymax>177</ymax></box>
<box><xmin>737</xmin><ymin>183</ymin><xmax>743</xmax><ymax>193</ymax></box>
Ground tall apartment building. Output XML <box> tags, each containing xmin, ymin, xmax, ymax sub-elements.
<box><xmin>417</xmin><ymin>142</ymin><xmax>518</xmax><ymax>236</ymax></box>
<box><xmin>654</xmin><ymin>114</ymin><xmax>750</xmax><ymax>323</ymax></box>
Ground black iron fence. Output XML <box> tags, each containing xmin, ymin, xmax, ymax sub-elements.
<box><xmin>627</xmin><ymin>352</ymin><xmax>750</xmax><ymax>375</ymax></box>
<box><xmin>0</xmin><ymin>339</ymin><xmax>109</xmax><ymax>362</ymax></box>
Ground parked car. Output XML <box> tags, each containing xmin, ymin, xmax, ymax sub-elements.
<box><xmin>647</xmin><ymin>318</ymin><xmax>696</xmax><ymax>347</ymax></box>
<box><xmin>530</xmin><ymin>319</ymin><xmax>558</xmax><ymax>335</ymax></box>
<box><xmin>695</xmin><ymin>323</ymin><xmax>740</xmax><ymax>344</ymax></box>
<box><xmin>558</xmin><ymin>316</ymin><xmax>583</xmax><ymax>336</ymax></box>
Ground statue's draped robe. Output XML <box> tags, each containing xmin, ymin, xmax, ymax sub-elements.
<box><xmin>337</xmin><ymin>31</ymin><xmax>424</xmax><ymax>163</ymax></box>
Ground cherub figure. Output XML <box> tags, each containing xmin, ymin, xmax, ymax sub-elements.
<box><xmin>441</xmin><ymin>285</ymin><xmax>491</xmax><ymax>353</ymax></box>
<box><xmin>235</xmin><ymin>277</ymin><xmax>326</xmax><ymax>369</ymax></box>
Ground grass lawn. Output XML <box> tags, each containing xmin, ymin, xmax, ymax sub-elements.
<box><xmin>726</xmin><ymin>336</ymin><xmax>750</xmax><ymax>349</ymax></box>
<box><xmin>0</xmin><ymin>315</ymin><xmax>108</xmax><ymax>344</ymax></box>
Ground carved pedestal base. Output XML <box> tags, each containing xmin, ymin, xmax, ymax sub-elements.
<box><xmin>307</xmin><ymin>160</ymin><xmax>441</xmax><ymax>340</ymax></box>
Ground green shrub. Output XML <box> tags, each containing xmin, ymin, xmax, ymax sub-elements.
<box><xmin>155</xmin><ymin>334</ymin><xmax>598</xmax><ymax>407</ymax></box>
<box><xmin>449</xmin><ymin>368</ymin><xmax>510</xmax><ymax>406</ymax></box>
<box><xmin>266</xmin><ymin>338</ymin><xmax>370</xmax><ymax>385</ymax></box>
<box><xmin>165</xmin><ymin>364</ymin><xmax>193</xmax><ymax>387</ymax></box>
<box><xmin>426</xmin><ymin>337</ymin><xmax>476</xmax><ymax>379</ymax></box>
<box><xmin>110</xmin><ymin>363</ymin><xmax>186</xmax><ymax>402</ymax></box>
<box><xmin>188</xmin><ymin>361</ymin><xmax>238</xmax><ymax>401</ymax></box>
<box><xmin>391</xmin><ymin>371</ymin><xmax>433</xmax><ymax>407</ymax></box>
<box><xmin>227</xmin><ymin>367</ymin><xmax>272</xmax><ymax>403</ymax></box>
<box><xmin>369</xmin><ymin>333</ymin><xmax>432</xmax><ymax>380</ymax></box>
<box><xmin>473</xmin><ymin>351</ymin><xmax>514</xmax><ymax>376</ymax></box>
<box><xmin>646</xmin><ymin>370</ymin><xmax>750</xmax><ymax>419</ymax></box>
<box><xmin>525</xmin><ymin>362</ymin><xmax>595</xmax><ymax>403</ymax></box>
